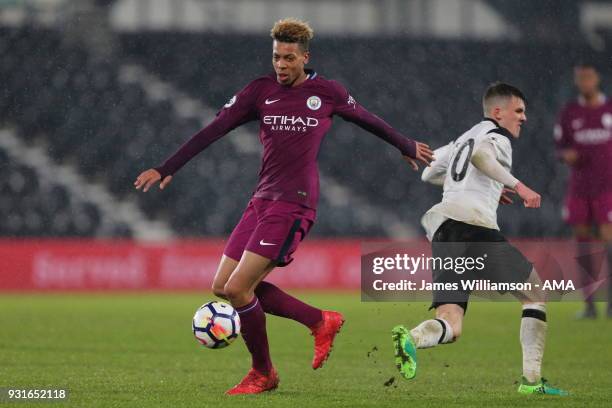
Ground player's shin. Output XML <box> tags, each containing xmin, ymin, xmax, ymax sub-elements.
<box><xmin>236</xmin><ymin>297</ymin><xmax>273</xmax><ymax>374</ymax></box>
<box><xmin>520</xmin><ymin>303</ymin><xmax>547</xmax><ymax>383</ymax></box>
<box><xmin>255</xmin><ymin>281</ymin><xmax>323</xmax><ymax>328</ymax></box>
<box><xmin>410</xmin><ymin>319</ymin><xmax>454</xmax><ymax>348</ymax></box>
<box><xmin>576</xmin><ymin>237</ymin><xmax>597</xmax><ymax>315</ymax></box>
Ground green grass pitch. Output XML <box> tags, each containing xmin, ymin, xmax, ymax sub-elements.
<box><xmin>1</xmin><ymin>293</ymin><xmax>611</xmax><ymax>407</ymax></box>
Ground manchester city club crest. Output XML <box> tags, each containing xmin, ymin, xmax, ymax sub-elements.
<box><xmin>307</xmin><ymin>96</ymin><xmax>322</xmax><ymax>111</ymax></box>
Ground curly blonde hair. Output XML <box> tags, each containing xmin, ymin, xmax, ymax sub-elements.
<box><xmin>270</xmin><ymin>18</ymin><xmax>314</xmax><ymax>52</ymax></box>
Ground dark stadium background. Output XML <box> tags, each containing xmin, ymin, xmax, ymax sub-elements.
<box><xmin>3</xmin><ymin>0</ymin><xmax>612</xmax><ymax>291</ymax></box>
<box><xmin>2</xmin><ymin>2</ymin><xmax>612</xmax><ymax>407</ymax></box>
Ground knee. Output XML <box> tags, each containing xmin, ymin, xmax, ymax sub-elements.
<box><xmin>223</xmin><ymin>283</ymin><xmax>240</xmax><ymax>301</ymax></box>
<box><xmin>223</xmin><ymin>282</ymin><xmax>250</xmax><ymax>305</ymax></box>
<box><xmin>211</xmin><ymin>278</ymin><xmax>228</xmax><ymax>299</ymax></box>
<box><xmin>211</xmin><ymin>284</ymin><xmax>226</xmax><ymax>299</ymax></box>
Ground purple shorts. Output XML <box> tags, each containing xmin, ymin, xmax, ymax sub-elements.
<box><xmin>563</xmin><ymin>192</ymin><xmax>612</xmax><ymax>225</ymax></box>
<box><xmin>223</xmin><ymin>198</ymin><xmax>316</xmax><ymax>266</ymax></box>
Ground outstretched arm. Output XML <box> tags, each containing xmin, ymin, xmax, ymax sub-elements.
<box><xmin>331</xmin><ymin>82</ymin><xmax>433</xmax><ymax>169</ymax></box>
<box><xmin>554</xmin><ymin>109</ymin><xmax>580</xmax><ymax>166</ymax></box>
<box><xmin>134</xmin><ymin>113</ymin><xmax>250</xmax><ymax>192</ymax></box>
<box><xmin>470</xmin><ymin>142</ymin><xmax>540</xmax><ymax>208</ymax></box>
<box><xmin>421</xmin><ymin>142</ymin><xmax>452</xmax><ymax>185</ymax></box>
<box><xmin>134</xmin><ymin>81</ymin><xmax>260</xmax><ymax>192</ymax></box>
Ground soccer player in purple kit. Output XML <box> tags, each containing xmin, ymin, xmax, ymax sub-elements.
<box><xmin>554</xmin><ymin>63</ymin><xmax>612</xmax><ymax>319</ymax></box>
<box><xmin>134</xmin><ymin>18</ymin><xmax>434</xmax><ymax>395</ymax></box>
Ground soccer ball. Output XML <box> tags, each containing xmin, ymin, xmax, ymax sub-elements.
<box><xmin>192</xmin><ymin>301</ymin><xmax>241</xmax><ymax>349</ymax></box>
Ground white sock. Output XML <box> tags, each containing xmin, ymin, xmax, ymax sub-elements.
<box><xmin>520</xmin><ymin>304</ymin><xmax>547</xmax><ymax>383</ymax></box>
<box><xmin>410</xmin><ymin>318</ymin><xmax>453</xmax><ymax>349</ymax></box>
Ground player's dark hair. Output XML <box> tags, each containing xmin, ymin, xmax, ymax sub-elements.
<box><xmin>574</xmin><ymin>61</ymin><xmax>599</xmax><ymax>72</ymax></box>
<box><xmin>483</xmin><ymin>82</ymin><xmax>525</xmax><ymax>114</ymax></box>
<box><xmin>270</xmin><ymin>18</ymin><xmax>314</xmax><ymax>52</ymax></box>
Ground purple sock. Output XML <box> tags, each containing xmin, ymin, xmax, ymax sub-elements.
<box><xmin>255</xmin><ymin>281</ymin><xmax>323</xmax><ymax>329</ymax></box>
<box><xmin>236</xmin><ymin>297</ymin><xmax>272</xmax><ymax>374</ymax></box>
<box><xmin>576</xmin><ymin>238</ymin><xmax>596</xmax><ymax>307</ymax></box>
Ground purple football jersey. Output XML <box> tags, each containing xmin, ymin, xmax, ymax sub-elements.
<box><xmin>155</xmin><ymin>70</ymin><xmax>416</xmax><ymax>209</ymax></box>
<box><xmin>554</xmin><ymin>96</ymin><xmax>612</xmax><ymax>196</ymax></box>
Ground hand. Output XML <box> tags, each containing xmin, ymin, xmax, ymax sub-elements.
<box><xmin>134</xmin><ymin>169</ymin><xmax>173</xmax><ymax>192</ymax></box>
<box><xmin>560</xmin><ymin>149</ymin><xmax>579</xmax><ymax>166</ymax></box>
<box><xmin>514</xmin><ymin>182</ymin><xmax>541</xmax><ymax>208</ymax></box>
<box><xmin>499</xmin><ymin>187</ymin><xmax>515</xmax><ymax>205</ymax></box>
<box><xmin>403</xmin><ymin>142</ymin><xmax>435</xmax><ymax>171</ymax></box>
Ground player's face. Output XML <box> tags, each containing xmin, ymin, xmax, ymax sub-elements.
<box><xmin>272</xmin><ymin>40</ymin><xmax>309</xmax><ymax>86</ymax></box>
<box><xmin>574</xmin><ymin>67</ymin><xmax>600</xmax><ymax>97</ymax></box>
<box><xmin>495</xmin><ymin>96</ymin><xmax>526</xmax><ymax>138</ymax></box>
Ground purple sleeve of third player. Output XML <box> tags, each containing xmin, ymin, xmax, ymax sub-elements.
<box><xmin>154</xmin><ymin>80</ymin><xmax>261</xmax><ymax>178</ymax></box>
<box><xmin>330</xmin><ymin>81</ymin><xmax>417</xmax><ymax>158</ymax></box>
<box><xmin>554</xmin><ymin>105</ymin><xmax>574</xmax><ymax>151</ymax></box>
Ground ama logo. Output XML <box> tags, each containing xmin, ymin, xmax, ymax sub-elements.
<box><xmin>542</xmin><ymin>280</ymin><xmax>575</xmax><ymax>291</ymax></box>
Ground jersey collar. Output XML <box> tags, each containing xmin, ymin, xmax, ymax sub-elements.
<box><xmin>578</xmin><ymin>93</ymin><xmax>606</xmax><ymax>107</ymax></box>
<box><xmin>483</xmin><ymin>117</ymin><xmax>514</xmax><ymax>142</ymax></box>
<box><xmin>305</xmin><ymin>69</ymin><xmax>317</xmax><ymax>80</ymax></box>
<box><xmin>483</xmin><ymin>117</ymin><xmax>501</xmax><ymax>127</ymax></box>
<box><xmin>273</xmin><ymin>69</ymin><xmax>318</xmax><ymax>88</ymax></box>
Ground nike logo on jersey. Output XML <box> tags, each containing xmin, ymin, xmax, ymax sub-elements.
<box><xmin>265</xmin><ymin>98</ymin><xmax>280</xmax><ymax>105</ymax></box>
<box><xmin>259</xmin><ymin>240</ymin><xmax>277</xmax><ymax>246</ymax></box>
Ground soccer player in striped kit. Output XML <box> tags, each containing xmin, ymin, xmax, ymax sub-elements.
<box><xmin>135</xmin><ymin>18</ymin><xmax>433</xmax><ymax>395</ymax></box>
